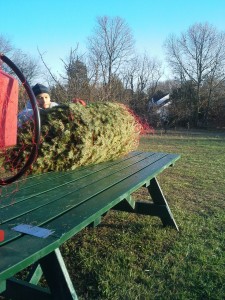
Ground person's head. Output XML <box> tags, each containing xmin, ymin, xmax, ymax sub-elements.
<box><xmin>32</xmin><ymin>84</ymin><xmax>51</xmax><ymax>109</ymax></box>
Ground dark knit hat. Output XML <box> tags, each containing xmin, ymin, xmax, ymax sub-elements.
<box><xmin>32</xmin><ymin>84</ymin><xmax>50</xmax><ymax>96</ymax></box>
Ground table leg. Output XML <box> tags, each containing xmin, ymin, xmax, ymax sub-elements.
<box><xmin>147</xmin><ymin>177</ymin><xmax>179</xmax><ymax>230</ymax></box>
<box><xmin>39</xmin><ymin>248</ymin><xmax>78</xmax><ymax>300</ymax></box>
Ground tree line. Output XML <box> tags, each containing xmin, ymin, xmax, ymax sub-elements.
<box><xmin>1</xmin><ymin>17</ymin><xmax>225</xmax><ymax>128</ymax></box>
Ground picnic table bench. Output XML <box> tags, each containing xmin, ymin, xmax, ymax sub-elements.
<box><xmin>0</xmin><ymin>151</ymin><xmax>180</xmax><ymax>300</ymax></box>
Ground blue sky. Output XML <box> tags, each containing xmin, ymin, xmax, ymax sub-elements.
<box><xmin>1</xmin><ymin>0</ymin><xmax>225</xmax><ymax>76</ymax></box>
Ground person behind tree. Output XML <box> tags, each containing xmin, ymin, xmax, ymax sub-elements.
<box><xmin>18</xmin><ymin>83</ymin><xmax>59</xmax><ymax>127</ymax></box>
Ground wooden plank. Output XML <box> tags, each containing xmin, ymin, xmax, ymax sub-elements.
<box><xmin>147</xmin><ymin>177</ymin><xmax>179</xmax><ymax>229</ymax></box>
<box><xmin>39</xmin><ymin>248</ymin><xmax>78</xmax><ymax>300</ymax></box>
<box><xmin>88</xmin><ymin>216</ymin><xmax>102</xmax><ymax>228</ymax></box>
<box><xmin>0</xmin><ymin>280</ymin><xmax>6</xmax><ymax>293</ymax></box>
<box><xmin>25</xmin><ymin>262</ymin><xmax>43</xmax><ymax>285</ymax></box>
<box><xmin>2</xmin><ymin>278</ymin><xmax>52</xmax><ymax>300</ymax></box>
<box><xmin>112</xmin><ymin>196</ymin><xmax>135</xmax><ymax>211</ymax></box>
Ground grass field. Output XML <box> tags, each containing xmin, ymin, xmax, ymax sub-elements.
<box><xmin>60</xmin><ymin>129</ymin><xmax>225</xmax><ymax>300</ymax></box>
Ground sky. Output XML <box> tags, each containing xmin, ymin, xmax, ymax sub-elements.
<box><xmin>1</xmin><ymin>0</ymin><xmax>225</xmax><ymax>80</ymax></box>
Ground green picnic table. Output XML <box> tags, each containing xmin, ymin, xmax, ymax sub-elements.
<box><xmin>0</xmin><ymin>151</ymin><xmax>180</xmax><ymax>300</ymax></box>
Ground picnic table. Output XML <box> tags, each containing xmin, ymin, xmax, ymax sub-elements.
<box><xmin>0</xmin><ymin>151</ymin><xmax>180</xmax><ymax>300</ymax></box>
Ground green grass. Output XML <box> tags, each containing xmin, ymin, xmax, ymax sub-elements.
<box><xmin>59</xmin><ymin>130</ymin><xmax>225</xmax><ymax>299</ymax></box>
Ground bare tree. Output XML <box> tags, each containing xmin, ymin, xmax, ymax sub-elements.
<box><xmin>87</xmin><ymin>16</ymin><xmax>135</xmax><ymax>100</ymax></box>
<box><xmin>62</xmin><ymin>48</ymin><xmax>90</xmax><ymax>101</ymax></box>
<box><xmin>11</xmin><ymin>49</ymin><xmax>41</xmax><ymax>84</ymax></box>
<box><xmin>0</xmin><ymin>34</ymin><xmax>13</xmax><ymax>55</ymax></box>
<box><xmin>38</xmin><ymin>46</ymin><xmax>91</xmax><ymax>103</ymax></box>
<box><xmin>121</xmin><ymin>54</ymin><xmax>163</xmax><ymax>116</ymax></box>
<box><xmin>164</xmin><ymin>22</ymin><xmax>225</xmax><ymax>126</ymax></box>
<box><xmin>0</xmin><ymin>35</ymin><xmax>41</xmax><ymax>86</ymax></box>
